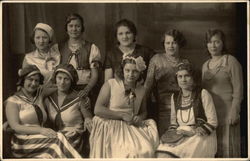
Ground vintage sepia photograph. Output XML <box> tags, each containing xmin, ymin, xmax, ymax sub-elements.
<box><xmin>1</xmin><ymin>0</ymin><xmax>249</xmax><ymax>160</ymax></box>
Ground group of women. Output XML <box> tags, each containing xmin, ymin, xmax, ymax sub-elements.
<box><xmin>3</xmin><ymin>13</ymin><xmax>243</xmax><ymax>159</ymax></box>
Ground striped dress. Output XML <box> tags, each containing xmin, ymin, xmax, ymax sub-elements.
<box><xmin>5</xmin><ymin>90</ymin><xmax>81</xmax><ymax>158</ymax></box>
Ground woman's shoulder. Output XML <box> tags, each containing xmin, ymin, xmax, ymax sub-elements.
<box><xmin>150</xmin><ymin>53</ymin><xmax>165</xmax><ymax>62</ymax></box>
<box><xmin>24</xmin><ymin>50</ymin><xmax>36</xmax><ymax>58</ymax></box>
<box><xmin>5</xmin><ymin>95</ymin><xmax>20</xmax><ymax>105</ymax></box>
<box><xmin>226</xmin><ymin>54</ymin><xmax>240</xmax><ymax>64</ymax></box>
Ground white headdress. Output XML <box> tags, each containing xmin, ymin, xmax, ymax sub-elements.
<box><xmin>122</xmin><ymin>55</ymin><xmax>146</xmax><ymax>72</ymax></box>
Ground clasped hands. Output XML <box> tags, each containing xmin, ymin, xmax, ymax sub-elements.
<box><xmin>121</xmin><ymin>112</ymin><xmax>144</xmax><ymax>126</ymax></box>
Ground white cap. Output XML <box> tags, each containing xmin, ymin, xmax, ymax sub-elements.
<box><xmin>34</xmin><ymin>23</ymin><xmax>54</xmax><ymax>41</ymax></box>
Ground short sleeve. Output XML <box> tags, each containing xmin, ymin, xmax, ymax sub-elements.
<box><xmin>89</xmin><ymin>44</ymin><xmax>102</xmax><ymax>68</ymax></box>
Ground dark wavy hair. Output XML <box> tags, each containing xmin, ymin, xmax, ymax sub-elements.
<box><xmin>114</xmin><ymin>19</ymin><xmax>137</xmax><ymax>44</ymax></box>
<box><xmin>175</xmin><ymin>62</ymin><xmax>201</xmax><ymax>90</ymax></box>
<box><xmin>65</xmin><ymin>13</ymin><xmax>85</xmax><ymax>33</ymax></box>
<box><xmin>115</xmin><ymin>56</ymin><xmax>144</xmax><ymax>82</ymax></box>
<box><xmin>204</xmin><ymin>29</ymin><xmax>227</xmax><ymax>56</ymax></box>
<box><xmin>161</xmin><ymin>29</ymin><xmax>187</xmax><ymax>48</ymax></box>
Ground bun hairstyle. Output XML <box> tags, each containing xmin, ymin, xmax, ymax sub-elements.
<box><xmin>65</xmin><ymin>13</ymin><xmax>85</xmax><ymax>33</ymax></box>
<box><xmin>161</xmin><ymin>29</ymin><xmax>187</xmax><ymax>48</ymax></box>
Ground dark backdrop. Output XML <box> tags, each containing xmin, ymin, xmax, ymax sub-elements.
<box><xmin>2</xmin><ymin>2</ymin><xmax>248</xmax><ymax>157</ymax></box>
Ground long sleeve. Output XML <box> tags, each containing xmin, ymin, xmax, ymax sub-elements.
<box><xmin>169</xmin><ymin>94</ymin><xmax>178</xmax><ymax>129</ymax></box>
<box><xmin>228</xmin><ymin>55</ymin><xmax>243</xmax><ymax>114</ymax></box>
<box><xmin>144</xmin><ymin>58</ymin><xmax>156</xmax><ymax>97</ymax></box>
<box><xmin>201</xmin><ymin>89</ymin><xmax>218</xmax><ymax>132</ymax></box>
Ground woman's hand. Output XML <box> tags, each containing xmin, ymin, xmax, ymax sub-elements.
<box><xmin>195</xmin><ymin>127</ymin><xmax>207</xmax><ymax>136</ymax></box>
<box><xmin>84</xmin><ymin>117</ymin><xmax>93</xmax><ymax>132</ymax></box>
<box><xmin>78</xmin><ymin>87</ymin><xmax>90</xmax><ymax>98</ymax></box>
<box><xmin>40</xmin><ymin>128</ymin><xmax>57</xmax><ymax>138</ymax></box>
<box><xmin>228</xmin><ymin>106</ymin><xmax>240</xmax><ymax>125</ymax></box>
<box><xmin>121</xmin><ymin>112</ymin><xmax>133</xmax><ymax>124</ymax></box>
<box><xmin>132</xmin><ymin>115</ymin><xmax>144</xmax><ymax>126</ymax></box>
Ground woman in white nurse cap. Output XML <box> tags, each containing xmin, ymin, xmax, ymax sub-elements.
<box><xmin>22</xmin><ymin>23</ymin><xmax>61</xmax><ymax>84</ymax></box>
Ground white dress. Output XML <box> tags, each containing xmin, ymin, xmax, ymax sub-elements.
<box><xmin>157</xmin><ymin>89</ymin><xmax>218</xmax><ymax>158</ymax></box>
<box><xmin>89</xmin><ymin>79</ymin><xmax>159</xmax><ymax>158</ymax></box>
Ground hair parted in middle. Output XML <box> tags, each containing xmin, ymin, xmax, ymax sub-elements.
<box><xmin>65</xmin><ymin>13</ymin><xmax>85</xmax><ymax>33</ymax></box>
<box><xmin>114</xmin><ymin>18</ymin><xmax>137</xmax><ymax>44</ymax></box>
<box><xmin>204</xmin><ymin>28</ymin><xmax>227</xmax><ymax>56</ymax></box>
<box><xmin>175</xmin><ymin>62</ymin><xmax>201</xmax><ymax>90</ymax></box>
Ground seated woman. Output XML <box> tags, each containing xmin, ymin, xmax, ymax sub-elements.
<box><xmin>23</xmin><ymin>23</ymin><xmax>60</xmax><ymax>84</ymax></box>
<box><xmin>156</xmin><ymin>62</ymin><xmax>218</xmax><ymax>158</ymax></box>
<box><xmin>90</xmin><ymin>56</ymin><xmax>159</xmax><ymax>158</ymax></box>
<box><xmin>4</xmin><ymin>65</ymin><xmax>81</xmax><ymax>158</ymax></box>
<box><xmin>44</xmin><ymin>64</ymin><xmax>93</xmax><ymax>157</ymax></box>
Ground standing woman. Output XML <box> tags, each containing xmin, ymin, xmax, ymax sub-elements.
<box><xmin>45</xmin><ymin>64</ymin><xmax>93</xmax><ymax>157</ymax></box>
<box><xmin>90</xmin><ymin>56</ymin><xmax>159</xmax><ymax>158</ymax></box>
<box><xmin>202</xmin><ymin>29</ymin><xmax>243</xmax><ymax>157</ymax></box>
<box><xmin>4</xmin><ymin>65</ymin><xmax>81</xmax><ymax>158</ymax></box>
<box><xmin>144</xmin><ymin>29</ymin><xmax>189</xmax><ymax>136</ymax></box>
<box><xmin>104</xmin><ymin>18</ymin><xmax>155</xmax><ymax>82</ymax></box>
<box><xmin>23</xmin><ymin>23</ymin><xmax>60</xmax><ymax>84</ymax></box>
<box><xmin>58</xmin><ymin>13</ymin><xmax>101</xmax><ymax>100</ymax></box>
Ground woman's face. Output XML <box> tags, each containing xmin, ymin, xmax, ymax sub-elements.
<box><xmin>164</xmin><ymin>35</ymin><xmax>179</xmax><ymax>57</ymax></box>
<box><xmin>117</xmin><ymin>26</ymin><xmax>135</xmax><ymax>47</ymax></box>
<box><xmin>123</xmin><ymin>63</ymin><xmax>140</xmax><ymax>84</ymax></box>
<box><xmin>67</xmin><ymin>19</ymin><xmax>82</xmax><ymax>39</ymax></box>
<box><xmin>176</xmin><ymin>70</ymin><xmax>194</xmax><ymax>91</ymax></box>
<box><xmin>34</xmin><ymin>29</ymin><xmax>50</xmax><ymax>52</ymax></box>
<box><xmin>23</xmin><ymin>74</ymin><xmax>41</xmax><ymax>94</ymax></box>
<box><xmin>56</xmin><ymin>72</ymin><xmax>72</xmax><ymax>92</ymax></box>
<box><xmin>207</xmin><ymin>34</ymin><xmax>223</xmax><ymax>56</ymax></box>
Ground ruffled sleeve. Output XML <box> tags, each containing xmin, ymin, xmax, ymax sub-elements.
<box><xmin>89</xmin><ymin>44</ymin><xmax>101</xmax><ymax>69</ymax></box>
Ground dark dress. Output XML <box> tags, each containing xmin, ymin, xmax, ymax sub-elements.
<box><xmin>104</xmin><ymin>44</ymin><xmax>155</xmax><ymax>81</ymax></box>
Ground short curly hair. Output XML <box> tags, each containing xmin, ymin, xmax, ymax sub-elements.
<box><xmin>161</xmin><ymin>29</ymin><xmax>187</xmax><ymax>48</ymax></box>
